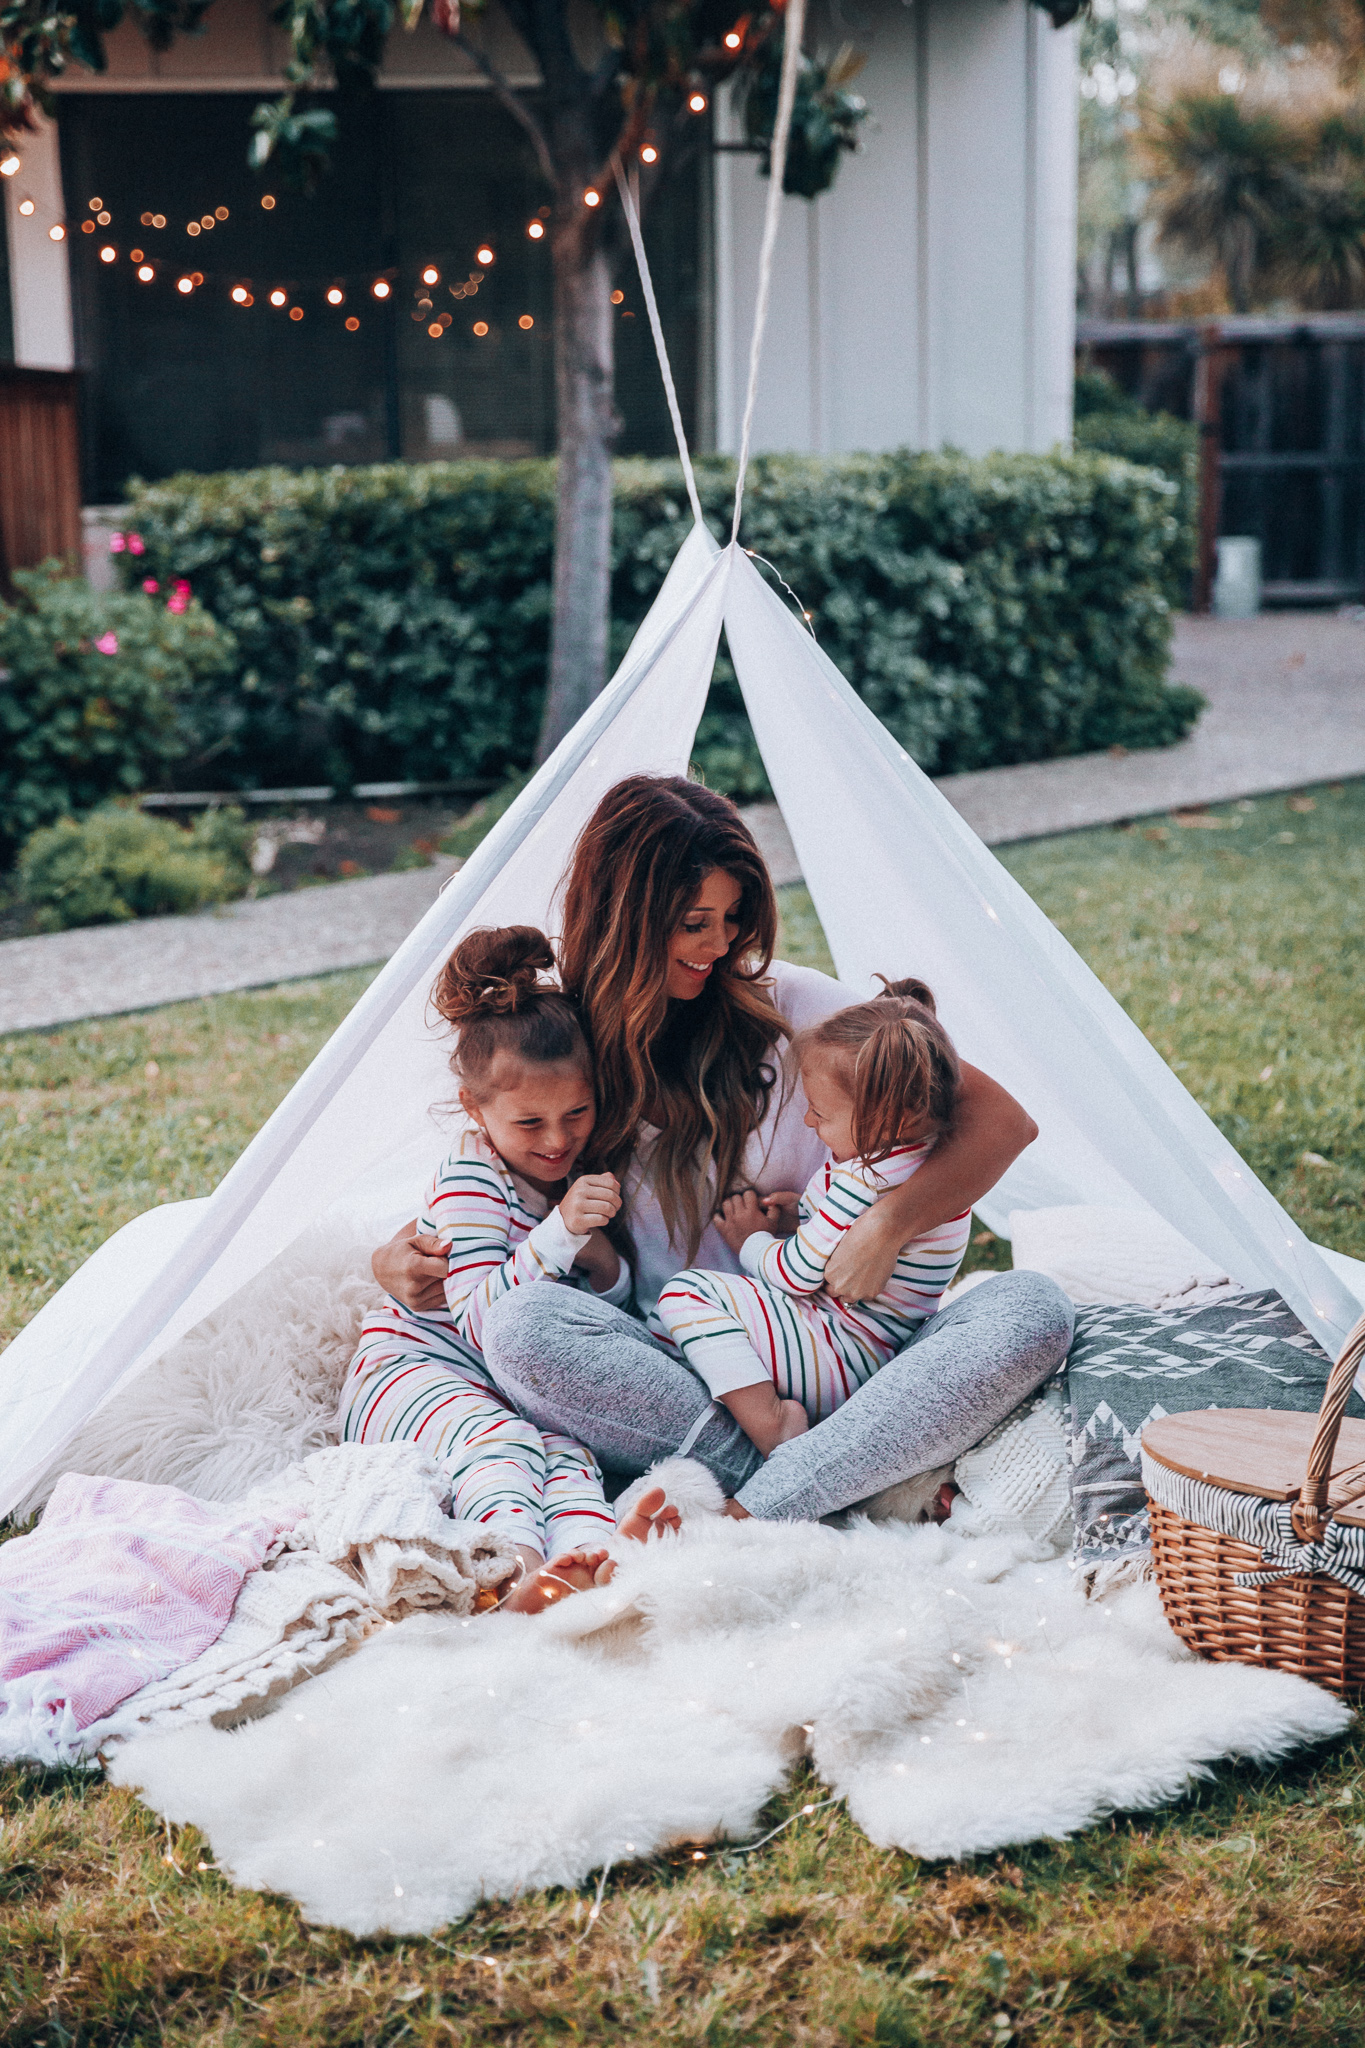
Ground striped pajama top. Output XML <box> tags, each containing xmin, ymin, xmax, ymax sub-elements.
<box><xmin>740</xmin><ymin>1139</ymin><xmax>971</xmax><ymax>1359</ymax></box>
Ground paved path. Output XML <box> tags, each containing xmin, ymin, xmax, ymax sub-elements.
<box><xmin>0</xmin><ymin>862</ymin><xmax>458</xmax><ymax>1036</ymax></box>
<box><xmin>2</xmin><ymin>612</ymin><xmax>1360</xmax><ymax>1035</ymax></box>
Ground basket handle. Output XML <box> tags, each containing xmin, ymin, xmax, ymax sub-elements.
<box><xmin>1293</xmin><ymin>1309</ymin><xmax>1365</xmax><ymax>1542</ymax></box>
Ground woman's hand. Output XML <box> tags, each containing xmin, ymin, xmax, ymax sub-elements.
<box><xmin>371</xmin><ymin>1221</ymin><xmax>450</xmax><ymax>1313</ymax></box>
<box><xmin>714</xmin><ymin>1189</ymin><xmax>770</xmax><ymax>1255</ymax></box>
<box><xmin>823</xmin><ymin>1061</ymin><xmax>1036</xmax><ymax>1301</ymax></box>
<box><xmin>572</xmin><ymin>1227</ymin><xmax>622</xmax><ymax>1295</ymax></box>
<box><xmin>560</xmin><ymin>1172</ymin><xmax>622</xmax><ymax>1238</ymax></box>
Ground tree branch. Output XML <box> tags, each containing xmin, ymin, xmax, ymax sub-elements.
<box><xmin>450</xmin><ymin>25</ymin><xmax>557</xmax><ymax>188</ymax></box>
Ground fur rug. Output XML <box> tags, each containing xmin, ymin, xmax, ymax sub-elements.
<box><xmin>110</xmin><ymin>1513</ymin><xmax>1349</xmax><ymax>1937</ymax></box>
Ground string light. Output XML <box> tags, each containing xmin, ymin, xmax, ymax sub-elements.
<box><xmin>473</xmin><ymin>320</ymin><xmax>489</xmax><ymax>336</ymax></box>
<box><xmin>18</xmin><ymin>199</ymin><xmax>34</xmax><ymax>216</ymax></box>
<box><xmin>130</xmin><ymin>248</ymin><xmax>143</xmax><ymax>261</ymax></box>
<box><xmin>269</xmin><ymin>288</ymin><xmax>287</xmax><ymax>306</ymax></box>
<box><xmin>527</xmin><ymin>219</ymin><xmax>545</xmax><ymax>239</ymax></box>
<box><xmin>289</xmin><ymin>305</ymin><xmax>304</xmax><ymax>321</ymax></box>
<box><xmin>428</xmin><ymin>321</ymin><xmax>443</xmax><ymax>337</ymax></box>
<box><xmin>99</xmin><ymin>245</ymin><xmax>116</xmax><ymax>263</ymax></box>
<box><xmin>177</xmin><ymin>276</ymin><xmax>193</xmax><ymax>293</ymax></box>
<box><xmin>326</xmin><ymin>286</ymin><xmax>344</xmax><ymax>305</ymax></box>
<box><xmin>344</xmin><ymin>315</ymin><xmax>360</xmax><ymax>331</ymax></box>
<box><xmin>48</xmin><ymin>224</ymin><xmax>65</xmax><ymax>241</ymax></box>
<box><xmin>97</xmin><ymin>210</ymin><xmax>110</xmax><ymax>224</ymax></box>
<box><xmin>724</xmin><ymin>29</ymin><xmax>742</xmax><ymax>46</ymax></box>
<box><xmin>261</xmin><ymin>194</ymin><xmax>276</xmax><ymax>210</ymax></box>
<box><xmin>611</xmin><ymin>289</ymin><xmax>624</xmax><ymax>305</ymax></box>
<box><xmin>187</xmin><ymin>223</ymin><xmax>201</xmax><ymax>236</ymax></box>
<box><xmin>421</xmin><ymin>265</ymin><xmax>439</xmax><ymax>285</ymax></box>
<box><xmin>191</xmin><ymin>271</ymin><xmax>203</xmax><ymax>285</ymax></box>
<box><xmin>215</xmin><ymin>206</ymin><xmax>229</xmax><ymax>220</ymax></box>
<box><xmin>640</xmin><ymin>144</ymin><xmax>658</xmax><ymax>163</ymax></box>
<box><xmin>137</xmin><ymin>265</ymin><xmax>154</xmax><ymax>282</ymax></box>
<box><xmin>583</xmin><ymin>188</ymin><xmax>600</xmax><ymax>207</ymax></box>
<box><xmin>0</xmin><ymin>154</ymin><xmax>19</xmax><ymax>177</ymax></box>
<box><xmin>688</xmin><ymin>90</ymin><xmax>708</xmax><ymax>112</ymax></box>
<box><xmin>200</xmin><ymin>214</ymin><xmax>215</xmax><ymax>230</ymax></box>
<box><xmin>82</xmin><ymin>222</ymin><xmax>96</xmax><ymax>235</ymax></box>
<box><xmin>152</xmin><ymin>213</ymin><xmax>165</xmax><ymax>229</ymax></box>
<box><xmin>518</xmin><ymin>313</ymin><xmax>534</xmax><ymax>329</ymax></box>
<box><xmin>89</xmin><ymin>196</ymin><xmax>103</xmax><ymax>210</ymax></box>
<box><xmin>372</xmin><ymin>279</ymin><xmax>391</xmax><ymax>299</ymax></box>
<box><xmin>476</xmin><ymin>244</ymin><xmax>494</xmax><ymax>265</ymax></box>
<box><xmin>231</xmin><ymin>285</ymin><xmax>249</xmax><ymax>303</ymax></box>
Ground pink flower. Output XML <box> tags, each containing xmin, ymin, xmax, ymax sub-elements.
<box><xmin>142</xmin><ymin>577</ymin><xmax>159</xmax><ymax>594</ymax></box>
<box><xmin>174</xmin><ymin>579</ymin><xmax>192</xmax><ymax>596</ymax></box>
<box><xmin>166</xmin><ymin>595</ymin><xmax>188</xmax><ymax>615</ymax></box>
<box><xmin>128</xmin><ymin>534</ymin><xmax>145</xmax><ymax>556</ymax></box>
<box><xmin>95</xmin><ymin>631</ymin><xmax>119</xmax><ymax>655</ymax></box>
<box><xmin>108</xmin><ymin>533</ymin><xmax>126</xmax><ymax>554</ymax></box>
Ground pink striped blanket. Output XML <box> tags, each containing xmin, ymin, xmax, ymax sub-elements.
<box><xmin>0</xmin><ymin>1472</ymin><xmax>298</xmax><ymax>1764</ymax></box>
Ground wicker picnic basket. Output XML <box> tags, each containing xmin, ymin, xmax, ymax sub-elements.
<box><xmin>1142</xmin><ymin>1308</ymin><xmax>1365</xmax><ymax>1697</ymax></box>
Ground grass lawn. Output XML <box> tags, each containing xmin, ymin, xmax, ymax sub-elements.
<box><xmin>1</xmin><ymin>780</ymin><xmax>1363</xmax><ymax>2046</ymax></box>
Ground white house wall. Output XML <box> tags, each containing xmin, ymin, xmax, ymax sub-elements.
<box><xmin>715</xmin><ymin>0</ymin><xmax>1078</xmax><ymax>457</ymax></box>
<box><xmin>3</xmin><ymin>115</ymin><xmax>75</xmax><ymax>369</ymax></box>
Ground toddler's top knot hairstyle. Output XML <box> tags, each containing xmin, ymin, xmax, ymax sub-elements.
<box><xmin>431</xmin><ymin>925</ymin><xmax>588</xmax><ymax>1098</ymax></box>
<box><xmin>790</xmin><ymin>974</ymin><xmax>959</xmax><ymax>1164</ymax></box>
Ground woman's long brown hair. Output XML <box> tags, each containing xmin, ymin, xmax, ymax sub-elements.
<box><xmin>557</xmin><ymin>775</ymin><xmax>788</xmax><ymax>1260</ymax></box>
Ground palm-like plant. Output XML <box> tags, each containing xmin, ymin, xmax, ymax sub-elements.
<box><xmin>1142</xmin><ymin>89</ymin><xmax>1305</xmax><ymax>309</ymax></box>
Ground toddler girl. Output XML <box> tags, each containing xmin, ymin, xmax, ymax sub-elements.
<box><xmin>654</xmin><ymin>978</ymin><xmax>971</xmax><ymax>1456</ymax></box>
<box><xmin>339</xmin><ymin>925</ymin><xmax>669</xmax><ymax>1611</ymax></box>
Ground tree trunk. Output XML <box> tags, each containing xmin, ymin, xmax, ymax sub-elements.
<box><xmin>535</xmin><ymin>227</ymin><xmax>617</xmax><ymax>762</ymax></box>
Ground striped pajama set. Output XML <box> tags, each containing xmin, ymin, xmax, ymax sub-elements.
<box><xmin>653</xmin><ymin>1141</ymin><xmax>971</xmax><ymax>1420</ymax></box>
<box><xmin>337</xmin><ymin>1117</ymin><xmax>623</xmax><ymax>1558</ymax></box>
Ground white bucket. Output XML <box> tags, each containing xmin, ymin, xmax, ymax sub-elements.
<box><xmin>1213</xmin><ymin>535</ymin><xmax>1262</xmax><ymax>618</ymax></box>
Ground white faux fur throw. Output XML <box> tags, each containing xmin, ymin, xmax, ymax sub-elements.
<box><xmin>110</xmin><ymin>1513</ymin><xmax>1349</xmax><ymax>1937</ymax></box>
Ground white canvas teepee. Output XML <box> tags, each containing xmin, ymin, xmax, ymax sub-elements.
<box><xmin>2</xmin><ymin>1</ymin><xmax>1360</xmax><ymax>1517</ymax></box>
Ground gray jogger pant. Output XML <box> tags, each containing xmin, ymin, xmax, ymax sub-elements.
<box><xmin>478</xmin><ymin>1270</ymin><xmax>1074</xmax><ymax>1524</ymax></box>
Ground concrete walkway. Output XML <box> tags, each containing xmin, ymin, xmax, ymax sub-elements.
<box><xmin>2</xmin><ymin>612</ymin><xmax>1361</xmax><ymax>1035</ymax></box>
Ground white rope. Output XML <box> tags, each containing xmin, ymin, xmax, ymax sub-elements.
<box><xmin>613</xmin><ymin>157</ymin><xmax>705</xmax><ymax>530</ymax></box>
<box><xmin>730</xmin><ymin>0</ymin><xmax>807</xmax><ymax>545</ymax></box>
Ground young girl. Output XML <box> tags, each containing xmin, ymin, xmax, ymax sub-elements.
<box><xmin>338</xmin><ymin>925</ymin><xmax>672</xmax><ymax>1612</ymax></box>
<box><xmin>654</xmin><ymin>979</ymin><xmax>971</xmax><ymax>1457</ymax></box>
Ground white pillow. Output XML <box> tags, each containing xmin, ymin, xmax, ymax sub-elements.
<box><xmin>1007</xmin><ymin>1204</ymin><xmax>1236</xmax><ymax>1311</ymax></box>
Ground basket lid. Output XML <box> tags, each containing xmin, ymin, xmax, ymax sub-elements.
<box><xmin>1142</xmin><ymin>1409</ymin><xmax>1365</xmax><ymax>1524</ymax></box>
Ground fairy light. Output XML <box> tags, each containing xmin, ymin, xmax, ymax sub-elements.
<box><xmin>152</xmin><ymin>213</ymin><xmax>165</xmax><ymax>229</ymax></box>
<box><xmin>372</xmin><ymin>278</ymin><xmax>391</xmax><ymax>299</ymax></box>
<box><xmin>0</xmin><ymin>154</ymin><xmax>19</xmax><ymax>177</ymax></box>
<box><xmin>97</xmin><ymin>210</ymin><xmax>110</xmax><ymax>225</ymax></box>
<box><xmin>176</xmin><ymin>276</ymin><xmax>193</xmax><ymax>293</ymax></box>
<box><xmin>583</xmin><ymin>188</ymin><xmax>600</xmax><ymax>207</ymax></box>
<box><xmin>688</xmin><ymin>90</ymin><xmax>708</xmax><ymax>112</ymax></box>
<box><xmin>518</xmin><ymin>313</ymin><xmax>534</xmax><ymax>329</ymax></box>
<box><xmin>18</xmin><ymin>199</ymin><xmax>34</xmax><ymax>216</ymax></box>
<box><xmin>187</xmin><ymin>222</ymin><xmax>201</xmax><ymax>236</ymax></box>
<box><xmin>230</xmin><ymin>285</ymin><xmax>248</xmax><ymax>303</ymax></box>
<box><xmin>49</xmin><ymin>224</ymin><xmax>65</xmax><ymax>241</ymax></box>
<box><xmin>428</xmin><ymin>321</ymin><xmax>442</xmax><ymax>337</ymax></box>
<box><xmin>81</xmin><ymin>222</ymin><xmax>96</xmax><ymax>235</ymax></box>
<box><xmin>421</xmin><ymin>265</ymin><xmax>439</xmax><ymax>285</ymax></box>
<box><xmin>137</xmin><ymin>265</ymin><xmax>154</xmax><ymax>282</ymax></box>
<box><xmin>130</xmin><ymin>248</ymin><xmax>143</xmax><ymax>261</ymax></box>
<box><xmin>99</xmin><ymin>245</ymin><xmax>116</xmax><ymax>263</ymax></box>
<box><xmin>261</xmin><ymin>194</ymin><xmax>276</xmax><ymax>210</ymax></box>
<box><xmin>289</xmin><ymin>305</ymin><xmax>304</xmax><ymax>321</ymax></box>
<box><xmin>215</xmin><ymin>207</ymin><xmax>229</xmax><ymax>220</ymax></box>
<box><xmin>473</xmin><ymin>320</ymin><xmax>489</xmax><ymax>336</ymax></box>
<box><xmin>89</xmin><ymin>196</ymin><xmax>103</xmax><ymax>210</ymax></box>
<box><xmin>191</xmin><ymin>271</ymin><xmax>203</xmax><ymax>285</ymax></box>
<box><xmin>200</xmin><ymin>214</ymin><xmax>215</xmax><ymax>230</ymax></box>
<box><xmin>326</xmin><ymin>286</ymin><xmax>344</xmax><ymax>304</ymax></box>
<box><xmin>269</xmin><ymin>288</ymin><xmax>287</xmax><ymax>306</ymax></box>
<box><xmin>724</xmin><ymin>28</ymin><xmax>742</xmax><ymax>46</ymax></box>
<box><xmin>527</xmin><ymin>219</ymin><xmax>545</xmax><ymax>239</ymax></box>
<box><xmin>640</xmin><ymin>144</ymin><xmax>658</xmax><ymax>163</ymax></box>
<box><xmin>611</xmin><ymin>289</ymin><xmax>624</xmax><ymax>305</ymax></box>
<box><xmin>476</xmin><ymin>244</ymin><xmax>494</xmax><ymax>265</ymax></box>
<box><xmin>345</xmin><ymin>315</ymin><xmax>360</xmax><ymax>331</ymax></box>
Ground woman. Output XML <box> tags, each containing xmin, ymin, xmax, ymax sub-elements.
<box><xmin>372</xmin><ymin>775</ymin><xmax>1073</xmax><ymax>1524</ymax></box>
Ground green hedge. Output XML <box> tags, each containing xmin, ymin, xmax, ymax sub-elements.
<box><xmin>1073</xmin><ymin>371</ymin><xmax>1199</xmax><ymax>605</ymax></box>
<box><xmin>120</xmin><ymin>449</ymin><xmax>1201</xmax><ymax>800</ymax></box>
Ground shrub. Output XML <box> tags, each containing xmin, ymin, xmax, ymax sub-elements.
<box><xmin>121</xmin><ymin>450</ymin><xmax>1200</xmax><ymax>799</ymax></box>
<box><xmin>1073</xmin><ymin>371</ymin><xmax>1199</xmax><ymax>604</ymax></box>
<box><xmin>17</xmin><ymin>804</ymin><xmax>253</xmax><ymax>931</ymax></box>
<box><xmin>0</xmin><ymin>565</ymin><xmax>236</xmax><ymax>853</ymax></box>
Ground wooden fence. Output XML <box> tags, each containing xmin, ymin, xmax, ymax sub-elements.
<box><xmin>0</xmin><ymin>366</ymin><xmax>82</xmax><ymax>593</ymax></box>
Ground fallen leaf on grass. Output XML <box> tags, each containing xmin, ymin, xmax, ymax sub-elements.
<box><xmin>1172</xmin><ymin>811</ymin><xmax>1226</xmax><ymax>829</ymax></box>
<box><xmin>1287</xmin><ymin>795</ymin><xmax>1316</xmax><ymax>813</ymax></box>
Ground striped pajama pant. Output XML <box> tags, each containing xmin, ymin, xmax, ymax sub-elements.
<box><xmin>654</xmin><ymin>1269</ymin><xmax>917</xmax><ymax>1421</ymax></box>
<box><xmin>338</xmin><ymin>1331</ymin><xmax>615</xmax><ymax>1560</ymax></box>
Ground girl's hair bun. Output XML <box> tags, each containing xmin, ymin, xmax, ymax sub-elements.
<box><xmin>433</xmin><ymin>926</ymin><xmax>556</xmax><ymax>1026</ymax></box>
<box><xmin>875</xmin><ymin>974</ymin><xmax>937</xmax><ymax>1015</ymax></box>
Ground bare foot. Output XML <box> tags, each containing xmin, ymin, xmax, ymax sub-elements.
<box><xmin>615</xmin><ymin>1483</ymin><xmax>682</xmax><ymax>1546</ymax></box>
<box><xmin>502</xmin><ymin>1546</ymin><xmax>613</xmax><ymax>1614</ymax></box>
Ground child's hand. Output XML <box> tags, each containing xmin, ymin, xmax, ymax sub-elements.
<box><xmin>758</xmin><ymin>1189</ymin><xmax>801</xmax><ymax>1238</ymax></box>
<box><xmin>560</xmin><ymin>1172</ymin><xmax>622</xmax><ymax>1237</ymax></box>
<box><xmin>572</xmin><ymin>1227</ymin><xmax>622</xmax><ymax>1294</ymax></box>
<box><xmin>714</xmin><ymin>1188</ymin><xmax>770</xmax><ymax>1254</ymax></box>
